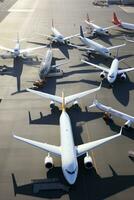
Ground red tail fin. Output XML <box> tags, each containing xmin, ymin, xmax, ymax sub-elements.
<box><xmin>112</xmin><ymin>12</ymin><xmax>121</xmax><ymax>25</ymax></box>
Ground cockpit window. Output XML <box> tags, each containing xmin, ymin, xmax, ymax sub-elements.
<box><xmin>109</xmin><ymin>73</ymin><xmax>114</xmax><ymax>78</ymax></box>
<box><xmin>66</xmin><ymin>168</ymin><xmax>76</xmax><ymax>175</ymax></box>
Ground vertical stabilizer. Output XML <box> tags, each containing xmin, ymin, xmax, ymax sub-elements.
<box><xmin>112</xmin><ymin>12</ymin><xmax>121</xmax><ymax>26</ymax></box>
<box><xmin>80</xmin><ymin>26</ymin><xmax>84</xmax><ymax>38</ymax></box>
<box><xmin>61</xmin><ymin>91</ymin><xmax>65</xmax><ymax>111</ymax></box>
<box><xmin>17</xmin><ymin>32</ymin><xmax>19</xmax><ymax>43</ymax></box>
<box><xmin>52</xmin><ymin>19</ymin><xmax>54</xmax><ymax>28</ymax></box>
<box><xmin>86</xmin><ymin>13</ymin><xmax>90</xmax><ymax>22</ymax></box>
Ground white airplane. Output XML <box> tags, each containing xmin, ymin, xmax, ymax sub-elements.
<box><xmin>0</xmin><ymin>34</ymin><xmax>45</xmax><ymax>59</ymax></box>
<box><xmin>112</xmin><ymin>12</ymin><xmax>134</xmax><ymax>31</ymax></box>
<box><xmin>39</xmin><ymin>47</ymin><xmax>68</xmax><ymax>80</ymax></box>
<box><xmin>89</xmin><ymin>99</ymin><xmax>134</xmax><ymax>129</ymax></box>
<box><xmin>38</xmin><ymin>20</ymin><xmax>79</xmax><ymax>44</ymax></box>
<box><xmin>13</xmin><ymin>85</ymin><xmax>122</xmax><ymax>185</ymax></box>
<box><xmin>69</xmin><ymin>26</ymin><xmax>126</xmax><ymax>58</ymax></box>
<box><xmin>81</xmin><ymin>58</ymin><xmax>134</xmax><ymax>85</ymax></box>
<box><xmin>85</xmin><ymin>13</ymin><xmax>116</xmax><ymax>37</ymax></box>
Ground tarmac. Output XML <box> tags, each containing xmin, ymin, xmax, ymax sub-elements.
<box><xmin>0</xmin><ymin>0</ymin><xmax>133</xmax><ymax>200</ymax></box>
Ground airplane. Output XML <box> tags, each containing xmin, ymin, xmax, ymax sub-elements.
<box><xmin>13</xmin><ymin>84</ymin><xmax>122</xmax><ymax>184</ymax></box>
<box><xmin>81</xmin><ymin>57</ymin><xmax>134</xmax><ymax>85</ymax></box>
<box><xmin>85</xmin><ymin>13</ymin><xmax>116</xmax><ymax>37</ymax></box>
<box><xmin>38</xmin><ymin>47</ymin><xmax>68</xmax><ymax>80</ymax></box>
<box><xmin>69</xmin><ymin>26</ymin><xmax>126</xmax><ymax>58</ymax></box>
<box><xmin>0</xmin><ymin>33</ymin><xmax>45</xmax><ymax>59</ymax></box>
<box><xmin>112</xmin><ymin>12</ymin><xmax>134</xmax><ymax>31</ymax></box>
<box><xmin>38</xmin><ymin>20</ymin><xmax>80</xmax><ymax>44</ymax></box>
<box><xmin>89</xmin><ymin>99</ymin><xmax>134</xmax><ymax>129</ymax></box>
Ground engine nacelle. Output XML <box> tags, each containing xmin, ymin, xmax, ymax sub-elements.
<box><xmin>100</xmin><ymin>71</ymin><xmax>106</xmax><ymax>79</ymax></box>
<box><xmin>124</xmin><ymin>120</ymin><xmax>131</xmax><ymax>129</ymax></box>
<box><xmin>44</xmin><ymin>155</ymin><xmax>54</xmax><ymax>169</ymax></box>
<box><xmin>73</xmin><ymin>100</ymin><xmax>79</xmax><ymax>107</ymax></box>
<box><xmin>50</xmin><ymin>100</ymin><xmax>55</xmax><ymax>109</ymax></box>
<box><xmin>120</xmin><ymin>73</ymin><xmax>126</xmax><ymax>80</ymax></box>
<box><xmin>84</xmin><ymin>154</ymin><xmax>93</xmax><ymax>169</ymax></box>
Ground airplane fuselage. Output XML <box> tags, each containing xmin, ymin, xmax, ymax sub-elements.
<box><xmin>39</xmin><ymin>49</ymin><xmax>53</xmax><ymax>79</ymax></box>
<box><xmin>120</xmin><ymin>22</ymin><xmax>134</xmax><ymax>31</ymax></box>
<box><xmin>107</xmin><ymin>58</ymin><xmax>119</xmax><ymax>83</ymax></box>
<box><xmin>95</xmin><ymin>101</ymin><xmax>134</xmax><ymax>122</ymax></box>
<box><xmin>90</xmin><ymin>23</ymin><xmax>109</xmax><ymax>36</ymax></box>
<box><xmin>51</xmin><ymin>27</ymin><xmax>65</xmax><ymax>43</ymax></box>
<box><xmin>80</xmin><ymin>36</ymin><xmax>110</xmax><ymax>57</ymax></box>
<box><xmin>60</xmin><ymin>110</ymin><xmax>78</xmax><ymax>184</ymax></box>
<box><xmin>13</xmin><ymin>42</ymin><xmax>21</xmax><ymax>57</ymax></box>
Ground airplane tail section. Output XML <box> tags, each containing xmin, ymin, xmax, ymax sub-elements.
<box><xmin>112</xmin><ymin>12</ymin><xmax>121</xmax><ymax>26</ymax></box>
<box><xmin>52</xmin><ymin>19</ymin><xmax>54</xmax><ymax>28</ymax></box>
<box><xmin>61</xmin><ymin>91</ymin><xmax>65</xmax><ymax>111</ymax></box>
<box><xmin>80</xmin><ymin>26</ymin><xmax>84</xmax><ymax>38</ymax></box>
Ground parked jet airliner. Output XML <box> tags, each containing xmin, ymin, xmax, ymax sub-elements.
<box><xmin>13</xmin><ymin>85</ymin><xmax>122</xmax><ymax>184</ymax></box>
<box><xmin>38</xmin><ymin>20</ymin><xmax>79</xmax><ymax>44</ymax></box>
<box><xmin>85</xmin><ymin>13</ymin><xmax>116</xmax><ymax>37</ymax></box>
<box><xmin>69</xmin><ymin>26</ymin><xmax>126</xmax><ymax>58</ymax></box>
<box><xmin>89</xmin><ymin>99</ymin><xmax>134</xmax><ymax>129</ymax></box>
<box><xmin>81</xmin><ymin>58</ymin><xmax>134</xmax><ymax>85</ymax></box>
<box><xmin>0</xmin><ymin>34</ymin><xmax>45</xmax><ymax>59</ymax></box>
<box><xmin>39</xmin><ymin>47</ymin><xmax>68</xmax><ymax>80</ymax></box>
<box><xmin>112</xmin><ymin>12</ymin><xmax>134</xmax><ymax>31</ymax></box>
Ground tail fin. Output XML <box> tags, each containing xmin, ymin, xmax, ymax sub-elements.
<box><xmin>112</xmin><ymin>12</ymin><xmax>121</xmax><ymax>26</ymax></box>
<box><xmin>86</xmin><ymin>13</ymin><xmax>90</xmax><ymax>22</ymax></box>
<box><xmin>80</xmin><ymin>26</ymin><xmax>84</xmax><ymax>38</ymax></box>
<box><xmin>52</xmin><ymin>19</ymin><xmax>54</xmax><ymax>28</ymax></box>
<box><xmin>61</xmin><ymin>90</ymin><xmax>65</xmax><ymax>111</ymax></box>
<box><xmin>89</xmin><ymin>95</ymin><xmax>98</xmax><ymax>109</ymax></box>
<box><xmin>17</xmin><ymin>32</ymin><xmax>19</xmax><ymax>43</ymax></box>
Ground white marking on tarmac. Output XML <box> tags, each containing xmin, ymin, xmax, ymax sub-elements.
<box><xmin>8</xmin><ymin>9</ymin><xmax>34</xmax><ymax>12</ymax></box>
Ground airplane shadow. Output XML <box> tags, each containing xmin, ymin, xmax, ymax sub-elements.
<box><xmin>0</xmin><ymin>57</ymin><xmax>24</xmax><ymax>94</ymax></box>
<box><xmin>11</xmin><ymin>165</ymin><xmax>134</xmax><ymax>200</ymax></box>
<box><xmin>27</xmin><ymin>40</ymin><xmax>74</xmax><ymax>59</ymax></box>
<box><xmin>56</xmin><ymin>76</ymin><xmax>134</xmax><ymax>106</ymax></box>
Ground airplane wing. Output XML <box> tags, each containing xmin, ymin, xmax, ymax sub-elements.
<box><xmin>65</xmin><ymin>83</ymin><xmax>101</xmax><ymax>105</ymax></box>
<box><xmin>52</xmin><ymin>61</ymin><xmax>69</xmax><ymax>69</ymax></box>
<box><xmin>37</xmin><ymin>33</ymin><xmax>54</xmax><ymax>39</ymax></box>
<box><xmin>103</xmin><ymin>25</ymin><xmax>117</xmax><ymax>30</ymax></box>
<box><xmin>118</xmin><ymin>67</ymin><xmax>134</xmax><ymax>74</ymax></box>
<box><xmin>0</xmin><ymin>45</ymin><xmax>14</xmax><ymax>53</ymax></box>
<box><xmin>69</xmin><ymin>43</ymin><xmax>94</xmax><ymax>51</ymax></box>
<box><xmin>13</xmin><ymin>135</ymin><xmax>61</xmax><ymax>156</ymax></box>
<box><xmin>107</xmin><ymin>43</ymin><xmax>126</xmax><ymax>51</ymax></box>
<box><xmin>81</xmin><ymin>59</ymin><xmax>110</xmax><ymax>73</ymax></box>
<box><xmin>76</xmin><ymin>128</ymin><xmax>122</xmax><ymax>157</ymax></box>
<box><xmin>20</xmin><ymin>46</ymin><xmax>45</xmax><ymax>54</ymax></box>
<box><xmin>27</xmin><ymin>88</ymin><xmax>62</xmax><ymax>104</ymax></box>
<box><xmin>64</xmin><ymin>33</ymin><xmax>80</xmax><ymax>41</ymax></box>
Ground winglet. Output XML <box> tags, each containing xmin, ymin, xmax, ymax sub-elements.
<box><xmin>80</xmin><ymin>26</ymin><xmax>84</xmax><ymax>38</ymax></box>
<box><xmin>61</xmin><ymin>90</ymin><xmax>65</xmax><ymax>111</ymax></box>
<box><xmin>112</xmin><ymin>12</ymin><xmax>121</xmax><ymax>26</ymax></box>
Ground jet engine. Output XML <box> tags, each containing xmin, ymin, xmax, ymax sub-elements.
<box><xmin>84</xmin><ymin>153</ymin><xmax>93</xmax><ymax>169</ymax></box>
<box><xmin>100</xmin><ymin>71</ymin><xmax>106</xmax><ymax>79</ymax></box>
<box><xmin>73</xmin><ymin>100</ymin><xmax>79</xmax><ymax>107</ymax></box>
<box><xmin>120</xmin><ymin>73</ymin><xmax>126</xmax><ymax>80</ymax></box>
<box><xmin>50</xmin><ymin>100</ymin><xmax>55</xmax><ymax>109</ymax></box>
<box><xmin>124</xmin><ymin>120</ymin><xmax>131</xmax><ymax>129</ymax></box>
<box><xmin>44</xmin><ymin>154</ymin><xmax>54</xmax><ymax>169</ymax></box>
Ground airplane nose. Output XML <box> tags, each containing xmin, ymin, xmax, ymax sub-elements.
<box><xmin>66</xmin><ymin>174</ymin><xmax>77</xmax><ymax>185</ymax></box>
<box><xmin>108</xmin><ymin>77</ymin><xmax>114</xmax><ymax>84</ymax></box>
